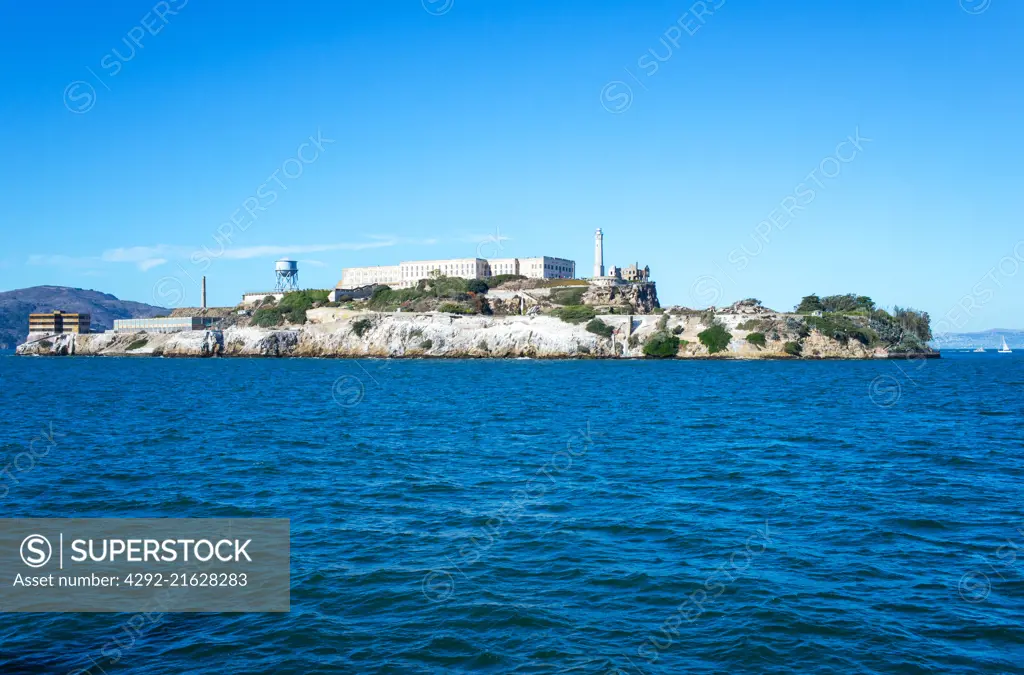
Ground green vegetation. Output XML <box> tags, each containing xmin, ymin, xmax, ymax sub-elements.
<box><xmin>796</xmin><ymin>293</ymin><xmax>876</xmax><ymax>314</ymax></box>
<box><xmin>485</xmin><ymin>274</ymin><xmax>526</xmax><ymax>288</ymax></box>
<box><xmin>578</xmin><ymin>345</ymin><xmax>591</xmax><ymax>355</ymax></box>
<box><xmin>643</xmin><ymin>332</ymin><xmax>680</xmax><ymax>358</ymax></box>
<box><xmin>477</xmin><ymin>339</ymin><xmax>490</xmax><ymax>352</ymax></box>
<box><xmin>535</xmin><ymin>278</ymin><xmax>588</xmax><ymax>288</ymax></box>
<box><xmin>746</xmin><ymin>332</ymin><xmax>767</xmax><ymax>348</ymax></box>
<box><xmin>127</xmin><ymin>338</ymin><xmax>148</xmax><ymax>351</ymax></box>
<box><xmin>804</xmin><ymin>313</ymin><xmax>876</xmax><ymax>346</ymax></box>
<box><xmin>366</xmin><ymin>276</ymin><xmax>487</xmax><ymax>314</ymax></box>
<box><xmin>250</xmin><ymin>289</ymin><xmax>331</xmax><ymax>326</ymax></box>
<box><xmin>784</xmin><ymin>341</ymin><xmax>802</xmax><ymax>356</ymax></box>
<box><xmin>38</xmin><ymin>339</ymin><xmax>52</xmax><ymax>349</ymax></box>
<box><xmin>351</xmin><ymin>318</ymin><xmax>372</xmax><ymax>337</ymax></box>
<box><xmin>409</xmin><ymin>328</ymin><xmax>423</xmax><ymax>338</ymax></box>
<box><xmin>466</xmin><ymin>279</ymin><xmax>489</xmax><ymax>294</ymax></box>
<box><xmin>439</xmin><ymin>302</ymin><xmax>475</xmax><ymax>314</ymax></box>
<box><xmin>737</xmin><ymin>319</ymin><xmax>760</xmax><ymax>331</ymax></box>
<box><xmin>672</xmin><ymin>326</ymin><xmax>684</xmax><ymax>335</ymax></box>
<box><xmin>698</xmin><ymin>324</ymin><xmax>733</xmax><ymax>354</ymax></box>
<box><xmin>420</xmin><ymin>339</ymin><xmax>433</xmax><ymax>350</ymax></box>
<box><xmin>585</xmin><ymin>318</ymin><xmax>614</xmax><ymax>338</ymax></box>
<box><xmin>657</xmin><ymin>314</ymin><xmax>669</xmax><ymax>331</ymax></box>
<box><xmin>552</xmin><ymin>305</ymin><xmax>596</xmax><ymax>325</ymax></box>
<box><xmin>550</xmin><ymin>287</ymin><xmax>587</xmax><ymax>306</ymax></box>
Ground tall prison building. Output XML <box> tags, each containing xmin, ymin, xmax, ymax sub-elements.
<box><xmin>338</xmin><ymin>256</ymin><xmax>575</xmax><ymax>289</ymax></box>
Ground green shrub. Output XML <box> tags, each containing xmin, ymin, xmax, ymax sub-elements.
<box><xmin>643</xmin><ymin>332</ymin><xmax>680</xmax><ymax>358</ymax></box>
<box><xmin>698</xmin><ymin>324</ymin><xmax>733</xmax><ymax>354</ymax></box>
<box><xmin>585</xmin><ymin>318</ymin><xmax>614</xmax><ymax>338</ymax></box>
<box><xmin>746</xmin><ymin>332</ymin><xmax>767</xmax><ymax>348</ymax></box>
<box><xmin>38</xmin><ymin>339</ymin><xmax>52</xmax><ymax>349</ymax></box>
<box><xmin>550</xmin><ymin>287</ymin><xmax>586</xmax><ymax>306</ymax></box>
<box><xmin>485</xmin><ymin>274</ymin><xmax>527</xmax><ymax>288</ymax></box>
<box><xmin>127</xmin><ymin>339</ymin><xmax>148</xmax><ymax>351</ymax></box>
<box><xmin>784</xmin><ymin>341</ymin><xmax>802</xmax><ymax>356</ymax></box>
<box><xmin>805</xmin><ymin>313</ymin><xmax>875</xmax><ymax>345</ymax></box>
<box><xmin>477</xmin><ymin>339</ymin><xmax>489</xmax><ymax>352</ymax></box>
<box><xmin>262</xmin><ymin>295</ymin><xmax>277</xmax><ymax>305</ymax></box>
<box><xmin>737</xmin><ymin>319</ymin><xmax>760</xmax><ymax>331</ymax></box>
<box><xmin>466</xmin><ymin>279</ymin><xmax>489</xmax><ymax>294</ymax></box>
<box><xmin>795</xmin><ymin>294</ymin><xmax>824</xmax><ymax>313</ymax></box>
<box><xmin>251</xmin><ymin>307</ymin><xmax>283</xmax><ymax>327</ymax></box>
<box><xmin>552</xmin><ymin>305</ymin><xmax>596</xmax><ymax>324</ymax></box>
<box><xmin>657</xmin><ymin>314</ymin><xmax>669</xmax><ymax>331</ymax></box>
<box><xmin>628</xmin><ymin>335</ymin><xmax>640</xmax><ymax>349</ymax></box>
<box><xmin>672</xmin><ymin>326</ymin><xmax>684</xmax><ymax>335</ymax></box>
<box><xmin>438</xmin><ymin>302</ymin><xmax>474</xmax><ymax>314</ymax></box>
<box><xmin>420</xmin><ymin>339</ymin><xmax>433</xmax><ymax>350</ymax></box>
<box><xmin>409</xmin><ymin>328</ymin><xmax>424</xmax><ymax>338</ymax></box>
<box><xmin>352</xmin><ymin>318</ymin><xmax>372</xmax><ymax>337</ymax></box>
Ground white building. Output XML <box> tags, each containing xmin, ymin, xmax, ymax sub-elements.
<box><xmin>339</xmin><ymin>256</ymin><xmax>575</xmax><ymax>289</ymax></box>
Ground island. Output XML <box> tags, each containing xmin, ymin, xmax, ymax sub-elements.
<box><xmin>17</xmin><ymin>275</ymin><xmax>936</xmax><ymax>360</ymax></box>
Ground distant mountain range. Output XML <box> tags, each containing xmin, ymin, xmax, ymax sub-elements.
<box><xmin>0</xmin><ymin>286</ymin><xmax>167</xmax><ymax>348</ymax></box>
<box><xmin>931</xmin><ymin>329</ymin><xmax>1024</xmax><ymax>350</ymax></box>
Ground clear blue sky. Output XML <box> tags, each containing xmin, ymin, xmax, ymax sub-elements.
<box><xmin>1</xmin><ymin>0</ymin><xmax>1021</xmax><ymax>332</ymax></box>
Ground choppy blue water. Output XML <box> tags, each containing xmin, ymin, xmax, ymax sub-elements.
<box><xmin>1</xmin><ymin>352</ymin><xmax>1022</xmax><ymax>674</ymax></box>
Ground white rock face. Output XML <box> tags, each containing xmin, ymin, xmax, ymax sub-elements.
<box><xmin>14</xmin><ymin>312</ymin><xmax>909</xmax><ymax>359</ymax></box>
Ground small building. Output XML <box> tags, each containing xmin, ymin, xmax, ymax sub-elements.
<box><xmin>113</xmin><ymin>317</ymin><xmax>217</xmax><ymax>334</ymax></box>
<box><xmin>241</xmin><ymin>292</ymin><xmax>285</xmax><ymax>306</ymax></box>
<box><xmin>29</xmin><ymin>311</ymin><xmax>90</xmax><ymax>335</ymax></box>
<box><xmin>620</xmin><ymin>263</ymin><xmax>650</xmax><ymax>282</ymax></box>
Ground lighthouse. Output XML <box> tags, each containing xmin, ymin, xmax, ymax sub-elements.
<box><xmin>594</xmin><ymin>228</ymin><xmax>605</xmax><ymax>278</ymax></box>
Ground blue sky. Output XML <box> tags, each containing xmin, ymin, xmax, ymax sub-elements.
<box><xmin>0</xmin><ymin>0</ymin><xmax>1021</xmax><ymax>332</ymax></box>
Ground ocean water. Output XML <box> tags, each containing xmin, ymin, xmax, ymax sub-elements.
<box><xmin>0</xmin><ymin>352</ymin><xmax>1022</xmax><ymax>674</ymax></box>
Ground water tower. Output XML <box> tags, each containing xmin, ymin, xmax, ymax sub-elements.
<box><xmin>274</xmin><ymin>258</ymin><xmax>299</xmax><ymax>292</ymax></box>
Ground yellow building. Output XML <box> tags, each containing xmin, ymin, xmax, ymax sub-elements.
<box><xmin>28</xmin><ymin>311</ymin><xmax>91</xmax><ymax>335</ymax></box>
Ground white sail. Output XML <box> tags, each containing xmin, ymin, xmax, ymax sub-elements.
<box><xmin>999</xmin><ymin>336</ymin><xmax>1012</xmax><ymax>353</ymax></box>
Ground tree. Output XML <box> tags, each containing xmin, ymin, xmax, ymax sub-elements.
<box><xmin>643</xmin><ymin>332</ymin><xmax>679</xmax><ymax>358</ymax></box>
<box><xmin>466</xmin><ymin>279</ymin><xmax>489</xmax><ymax>294</ymax></box>
<box><xmin>698</xmin><ymin>324</ymin><xmax>733</xmax><ymax>354</ymax></box>
<box><xmin>795</xmin><ymin>294</ymin><xmax>824</xmax><ymax>313</ymax></box>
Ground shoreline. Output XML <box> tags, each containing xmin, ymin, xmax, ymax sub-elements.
<box><xmin>16</xmin><ymin>312</ymin><xmax>939</xmax><ymax>361</ymax></box>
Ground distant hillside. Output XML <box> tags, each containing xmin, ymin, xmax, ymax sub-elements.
<box><xmin>0</xmin><ymin>286</ymin><xmax>167</xmax><ymax>348</ymax></box>
<box><xmin>931</xmin><ymin>329</ymin><xmax>1024</xmax><ymax>350</ymax></box>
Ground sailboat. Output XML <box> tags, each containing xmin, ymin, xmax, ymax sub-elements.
<box><xmin>973</xmin><ymin>345</ymin><xmax>987</xmax><ymax>353</ymax></box>
<box><xmin>998</xmin><ymin>336</ymin><xmax>1012</xmax><ymax>354</ymax></box>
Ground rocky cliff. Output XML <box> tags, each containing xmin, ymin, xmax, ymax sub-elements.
<box><xmin>17</xmin><ymin>309</ymin><xmax>935</xmax><ymax>360</ymax></box>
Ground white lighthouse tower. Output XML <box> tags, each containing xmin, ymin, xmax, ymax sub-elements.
<box><xmin>594</xmin><ymin>228</ymin><xmax>605</xmax><ymax>278</ymax></box>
